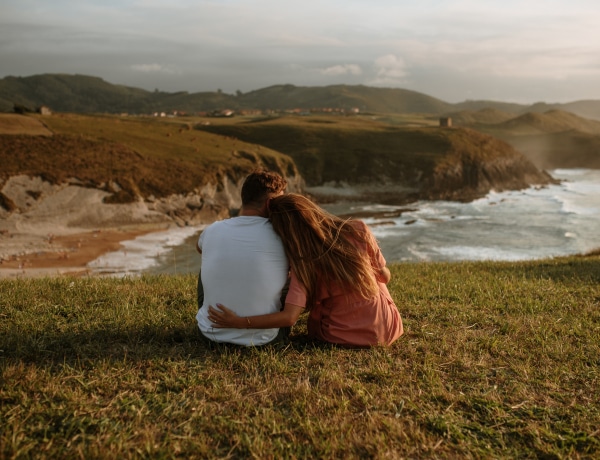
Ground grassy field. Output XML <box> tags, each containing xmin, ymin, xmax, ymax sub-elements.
<box><xmin>1</xmin><ymin>256</ymin><xmax>599</xmax><ymax>458</ymax></box>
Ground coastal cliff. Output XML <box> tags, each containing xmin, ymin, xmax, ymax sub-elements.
<box><xmin>197</xmin><ymin>119</ymin><xmax>555</xmax><ymax>204</ymax></box>
<box><xmin>0</xmin><ymin>113</ymin><xmax>303</xmax><ymax>227</ymax></box>
<box><xmin>0</xmin><ymin>113</ymin><xmax>555</xmax><ymax>262</ymax></box>
<box><xmin>421</xmin><ymin>129</ymin><xmax>556</xmax><ymax>202</ymax></box>
<box><xmin>0</xmin><ymin>114</ymin><xmax>304</xmax><ymax>260</ymax></box>
<box><xmin>0</xmin><ymin>171</ymin><xmax>304</xmax><ymax>262</ymax></box>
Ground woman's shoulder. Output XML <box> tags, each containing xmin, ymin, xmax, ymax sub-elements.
<box><xmin>346</xmin><ymin>219</ymin><xmax>379</xmax><ymax>253</ymax></box>
<box><xmin>348</xmin><ymin>219</ymin><xmax>370</xmax><ymax>234</ymax></box>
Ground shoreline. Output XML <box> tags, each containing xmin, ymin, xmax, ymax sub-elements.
<box><xmin>0</xmin><ymin>201</ymin><xmax>402</xmax><ymax>280</ymax></box>
<box><xmin>2</xmin><ymin>168</ymin><xmax>599</xmax><ymax>279</ymax></box>
<box><xmin>0</xmin><ymin>225</ymin><xmax>168</xmax><ymax>279</ymax></box>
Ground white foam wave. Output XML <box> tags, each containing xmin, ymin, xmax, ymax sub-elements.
<box><xmin>548</xmin><ymin>176</ymin><xmax>600</xmax><ymax>216</ymax></box>
<box><xmin>89</xmin><ymin>169</ymin><xmax>600</xmax><ymax>274</ymax></box>
<box><xmin>558</xmin><ymin>197</ymin><xmax>598</xmax><ymax>216</ymax></box>
<box><xmin>372</xmin><ymin>169</ymin><xmax>600</xmax><ymax>262</ymax></box>
<box><xmin>552</xmin><ymin>168</ymin><xmax>594</xmax><ymax>177</ymax></box>
<box><xmin>88</xmin><ymin>225</ymin><xmax>204</xmax><ymax>276</ymax></box>
<box><xmin>406</xmin><ymin>245</ymin><xmax>432</xmax><ymax>261</ymax></box>
<box><xmin>433</xmin><ymin>245</ymin><xmax>543</xmax><ymax>262</ymax></box>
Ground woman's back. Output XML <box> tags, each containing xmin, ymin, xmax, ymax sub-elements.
<box><xmin>283</xmin><ymin>219</ymin><xmax>404</xmax><ymax>347</ymax></box>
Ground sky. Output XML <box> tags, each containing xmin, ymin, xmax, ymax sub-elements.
<box><xmin>2</xmin><ymin>0</ymin><xmax>600</xmax><ymax>104</ymax></box>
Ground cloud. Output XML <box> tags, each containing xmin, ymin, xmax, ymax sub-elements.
<box><xmin>320</xmin><ymin>64</ymin><xmax>362</xmax><ymax>76</ymax></box>
<box><xmin>369</xmin><ymin>54</ymin><xmax>409</xmax><ymax>86</ymax></box>
<box><xmin>131</xmin><ymin>63</ymin><xmax>181</xmax><ymax>75</ymax></box>
<box><xmin>3</xmin><ymin>0</ymin><xmax>600</xmax><ymax>101</ymax></box>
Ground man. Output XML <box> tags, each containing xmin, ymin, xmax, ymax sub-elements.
<box><xmin>195</xmin><ymin>169</ymin><xmax>289</xmax><ymax>346</ymax></box>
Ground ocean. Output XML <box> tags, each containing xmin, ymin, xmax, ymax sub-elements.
<box><xmin>88</xmin><ymin>169</ymin><xmax>600</xmax><ymax>276</ymax></box>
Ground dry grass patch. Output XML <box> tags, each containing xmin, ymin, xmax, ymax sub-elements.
<box><xmin>0</xmin><ymin>114</ymin><xmax>52</xmax><ymax>136</ymax></box>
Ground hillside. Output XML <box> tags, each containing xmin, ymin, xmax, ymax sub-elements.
<box><xmin>452</xmin><ymin>110</ymin><xmax>600</xmax><ymax>169</ymax></box>
<box><xmin>4</xmin><ymin>73</ymin><xmax>600</xmax><ymax>120</ymax></box>
<box><xmin>0</xmin><ymin>113</ymin><xmax>302</xmax><ymax>231</ymax></box>
<box><xmin>196</xmin><ymin>115</ymin><xmax>554</xmax><ymax>203</ymax></box>
<box><xmin>238</xmin><ymin>84</ymin><xmax>453</xmax><ymax>113</ymax></box>
<box><xmin>441</xmin><ymin>108</ymin><xmax>515</xmax><ymax>126</ymax></box>
<box><xmin>0</xmin><ymin>112</ymin><xmax>555</xmax><ymax>221</ymax></box>
<box><xmin>493</xmin><ymin>110</ymin><xmax>600</xmax><ymax>135</ymax></box>
<box><xmin>0</xmin><ymin>74</ymin><xmax>452</xmax><ymax>115</ymax></box>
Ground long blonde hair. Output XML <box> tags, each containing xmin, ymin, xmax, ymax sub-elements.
<box><xmin>268</xmin><ymin>193</ymin><xmax>379</xmax><ymax>307</ymax></box>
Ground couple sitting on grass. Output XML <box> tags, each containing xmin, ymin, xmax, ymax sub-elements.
<box><xmin>195</xmin><ymin>169</ymin><xmax>403</xmax><ymax>348</ymax></box>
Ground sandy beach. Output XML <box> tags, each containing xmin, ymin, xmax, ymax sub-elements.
<box><xmin>0</xmin><ymin>226</ymin><xmax>162</xmax><ymax>279</ymax></box>
<box><xmin>0</xmin><ymin>177</ymin><xmax>181</xmax><ymax>279</ymax></box>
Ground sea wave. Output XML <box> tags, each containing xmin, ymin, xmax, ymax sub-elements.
<box><xmin>87</xmin><ymin>169</ymin><xmax>600</xmax><ymax>274</ymax></box>
<box><xmin>432</xmin><ymin>245</ymin><xmax>544</xmax><ymax>262</ymax></box>
<box><xmin>88</xmin><ymin>225</ymin><xmax>204</xmax><ymax>276</ymax></box>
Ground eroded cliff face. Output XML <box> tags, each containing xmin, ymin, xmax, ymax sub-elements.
<box><xmin>143</xmin><ymin>172</ymin><xmax>305</xmax><ymax>227</ymax></box>
<box><xmin>0</xmin><ymin>171</ymin><xmax>304</xmax><ymax>261</ymax></box>
<box><xmin>302</xmin><ymin>128</ymin><xmax>556</xmax><ymax>205</ymax></box>
<box><xmin>199</xmin><ymin>122</ymin><xmax>556</xmax><ymax>205</ymax></box>
<box><xmin>0</xmin><ymin>172</ymin><xmax>305</xmax><ymax>232</ymax></box>
<box><xmin>422</xmin><ymin>133</ymin><xmax>557</xmax><ymax>202</ymax></box>
<box><xmin>0</xmin><ymin>128</ymin><xmax>553</xmax><ymax>233</ymax></box>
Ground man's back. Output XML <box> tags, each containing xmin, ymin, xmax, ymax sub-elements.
<box><xmin>196</xmin><ymin>216</ymin><xmax>289</xmax><ymax>345</ymax></box>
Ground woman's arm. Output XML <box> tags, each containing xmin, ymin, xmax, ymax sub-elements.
<box><xmin>359</xmin><ymin>220</ymin><xmax>391</xmax><ymax>284</ymax></box>
<box><xmin>208</xmin><ymin>302</ymin><xmax>304</xmax><ymax>329</ymax></box>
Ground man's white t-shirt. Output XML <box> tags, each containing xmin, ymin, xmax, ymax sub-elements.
<box><xmin>196</xmin><ymin>216</ymin><xmax>289</xmax><ymax>346</ymax></box>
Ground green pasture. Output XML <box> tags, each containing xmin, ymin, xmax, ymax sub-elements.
<box><xmin>1</xmin><ymin>257</ymin><xmax>599</xmax><ymax>458</ymax></box>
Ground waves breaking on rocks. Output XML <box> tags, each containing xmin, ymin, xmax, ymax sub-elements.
<box><xmin>89</xmin><ymin>169</ymin><xmax>600</xmax><ymax>276</ymax></box>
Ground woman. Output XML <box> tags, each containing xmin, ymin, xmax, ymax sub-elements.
<box><xmin>207</xmin><ymin>193</ymin><xmax>403</xmax><ymax>347</ymax></box>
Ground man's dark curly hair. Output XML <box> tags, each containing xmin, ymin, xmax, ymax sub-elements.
<box><xmin>241</xmin><ymin>169</ymin><xmax>287</xmax><ymax>206</ymax></box>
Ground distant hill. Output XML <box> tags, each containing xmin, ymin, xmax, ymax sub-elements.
<box><xmin>453</xmin><ymin>99</ymin><xmax>600</xmax><ymax>121</ymax></box>
<box><xmin>3</xmin><ymin>73</ymin><xmax>600</xmax><ymax>120</ymax></box>
<box><xmin>442</xmin><ymin>108</ymin><xmax>515</xmax><ymax>125</ymax></box>
<box><xmin>500</xmin><ymin>131</ymin><xmax>600</xmax><ymax>170</ymax></box>
<box><xmin>0</xmin><ymin>74</ymin><xmax>151</xmax><ymax>114</ymax></box>
<box><xmin>0</xmin><ymin>74</ymin><xmax>240</xmax><ymax>115</ymax></box>
<box><xmin>452</xmin><ymin>110</ymin><xmax>600</xmax><ymax>169</ymax></box>
<box><xmin>526</xmin><ymin>100</ymin><xmax>600</xmax><ymax>121</ymax></box>
<box><xmin>238</xmin><ymin>84</ymin><xmax>452</xmax><ymax>113</ymax></box>
<box><xmin>561</xmin><ymin>100</ymin><xmax>600</xmax><ymax>121</ymax></box>
<box><xmin>0</xmin><ymin>74</ymin><xmax>452</xmax><ymax>115</ymax></box>
<box><xmin>493</xmin><ymin>110</ymin><xmax>600</xmax><ymax>135</ymax></box>
<box><xmin>451</xmin><ymin>100</ymin><xmax>528</xmax><ymax>114</ymax></box>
